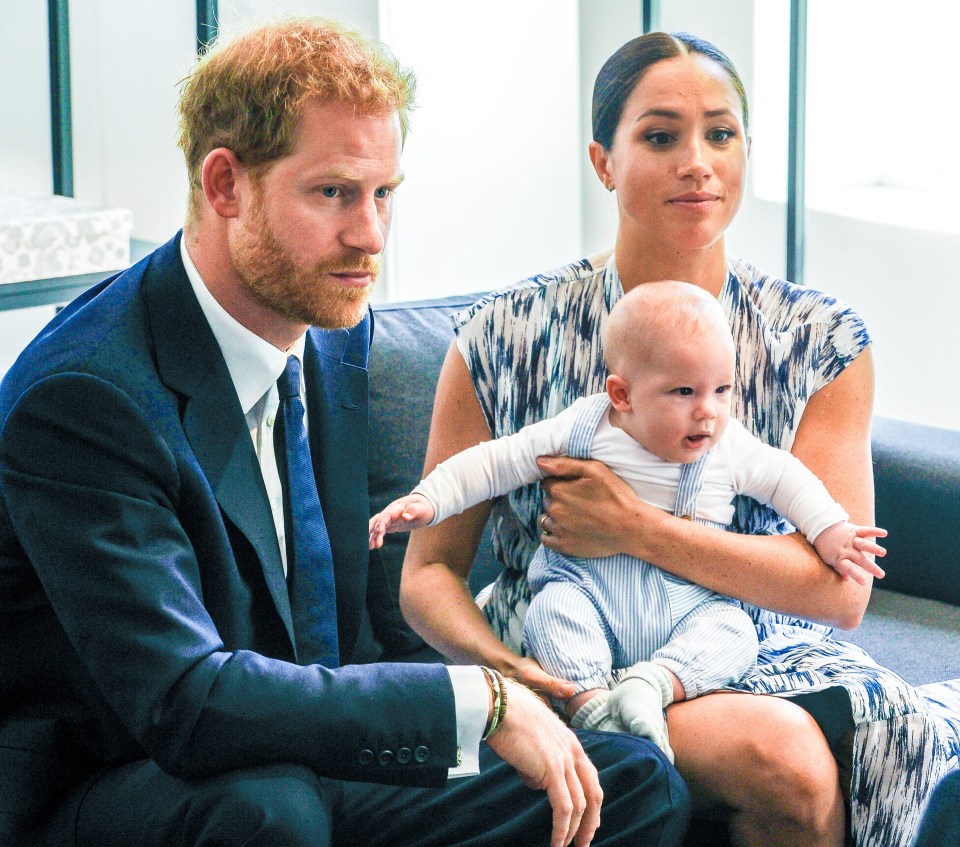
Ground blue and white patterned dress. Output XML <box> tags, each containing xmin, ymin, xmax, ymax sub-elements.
<box><xmin>452</xmin><ymin>249</ymin><xmax>960</xmax><ymax>847</ymax></box>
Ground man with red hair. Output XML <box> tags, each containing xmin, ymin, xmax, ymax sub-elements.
<box><xmin>0</xmin><ymin>18</ymin><xmax>689</xmax><ymax>847</ymax></box>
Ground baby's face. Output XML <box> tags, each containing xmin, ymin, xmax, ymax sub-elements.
<box><xmin>615</xmin><ymin>328</ymin><xmax>735</xmax><ymax>463</ymax></box>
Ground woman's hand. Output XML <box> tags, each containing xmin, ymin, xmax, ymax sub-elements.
<box><xmin>536</xmin><ymin>455</ymin><xmax>666</xmax><ymax>560</ymax></box>
<box><xmin>500</xmin><ymin>653</ymin><xmax>577</xmax><ymax>703</ymax></box>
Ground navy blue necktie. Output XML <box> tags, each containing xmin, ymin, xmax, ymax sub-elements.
<box><xmin>275</xmin><ymin>355</ymin><xmax>339</xmax><ymax>667</ymax></box>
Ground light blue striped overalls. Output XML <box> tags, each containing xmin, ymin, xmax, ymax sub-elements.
<box><xmin>522</xmin><ymin>394</ymin><xmax>759</xmax><ymax>698</ymax></box>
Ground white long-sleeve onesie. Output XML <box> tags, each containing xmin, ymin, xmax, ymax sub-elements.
<box><xmin>416</xmin><ymin>394</ymin><xmax>846</xmax><ymax>541</ymax></box>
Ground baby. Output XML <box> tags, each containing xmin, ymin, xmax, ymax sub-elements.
<box><xmin>370</xmin><ymin>281</ymin><xmax>886</xmax><ymax>760</ymax></box>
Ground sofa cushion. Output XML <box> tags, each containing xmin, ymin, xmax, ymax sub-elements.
<box><xmin>840</xmin><ymin>588</ymin><xmax>960</xmax><ymax>686</ymax></box>
<box><xmin>366</xmin><ymin>295</ymin><xmax>498</xmax><ymax>661</ymax></box>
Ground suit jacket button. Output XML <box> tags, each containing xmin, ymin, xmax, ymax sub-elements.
<box><xmin>378</xmin><ymin>749</ymin><xmax>395</xmax><ymax>766</ymax></box>
<box><xmin>397</xmin><ymin>746</ymin><xmax>412</xmax><ymax>764</ymax></box>
<box><xmin>414</xmin><ymin>745</ymin><xmax>430</xmax><ymax>764</ymax></box>
<box><xmin>358</xmin><ymin>749</ymin><xmax>374</xmax><ymax>766</ymax></box>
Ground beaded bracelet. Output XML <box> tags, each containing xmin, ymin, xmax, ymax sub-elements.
<box><xmin>480</xmin><ymin>667</ymin><xmax>509</xmax><ymax>739</ymax></box>
<box><xmin>493</xmin><ymin>669</ymin><xmax>508</xmax><ymax>726</ymax></box>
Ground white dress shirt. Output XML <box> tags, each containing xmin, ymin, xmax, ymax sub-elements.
<box><xmin>179</xmin><ymin>238</ymin><xmax>486</xmax><ymax>776</ymax></box>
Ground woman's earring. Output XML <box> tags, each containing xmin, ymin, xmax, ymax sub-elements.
<box><xmin>606</xmin><ymin>182</ymin><xmax>615</xmax><ymax>192</ymax></box>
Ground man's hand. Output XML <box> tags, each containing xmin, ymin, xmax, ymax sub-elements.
<box><xmin>813</xmin><ymin>521</ymin><xmax>887</xmax><ymax>586</ymax></box>
<box><xmin>487</xmin><ymin>679</ymin><xmax>603</xmax><ymax>847</ymax></box>
<box><xmin>368</xmin><ymin>494</ymin><xmax>435</xmax><ymax>549</ymax></box>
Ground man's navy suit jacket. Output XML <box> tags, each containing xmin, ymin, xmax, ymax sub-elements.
<box><xmin>0</xmin><ymin>234</ymin><xmax>456</xmax><ymax>835</ymax></box>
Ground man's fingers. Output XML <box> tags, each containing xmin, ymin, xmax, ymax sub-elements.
<box><xmin>545</xmin><ymin>777</ymin><xmax>575</xmax><ymax>847</ymax></box>
<box><xmin>542</xmin><ymin>742</ymin><xmax>591</xmax><ymax>847</ymax></box>
<box><xmin>571</xmin><ymin>751</ymin><xmax>602</xmax><ymax>847</ymax></box>
<box><xmin>561</xmin><ymin>752</ymin><xmax>588</xmax><ymax>847</ymax></box>
<box><xmin>487</xmin><ymin>681</ymin><xmax>599</xmax><ymax>847</ymax></box>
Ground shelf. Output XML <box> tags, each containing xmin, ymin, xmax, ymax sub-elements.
<box><xmin>0</xmin><ymin>238</ymin><xmax>156</xmax><ymax>311</ymax></box>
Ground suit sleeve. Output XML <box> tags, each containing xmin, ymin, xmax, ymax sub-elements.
<box><xmin>0</xmin><ymin>371</ymin><xmax>457</xmax><ymax>787</ymax></box>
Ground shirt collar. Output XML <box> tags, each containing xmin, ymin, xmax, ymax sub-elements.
<box><xmin>180</xmin><ymin>237</ymin><xmax>306</xmax><ymax>414</ymax></box>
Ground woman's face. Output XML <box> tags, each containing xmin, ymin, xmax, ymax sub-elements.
<box><xmin>592</xmin><ymin>54</ymin><xmax>749</xmax><ymax>255</ymax></box>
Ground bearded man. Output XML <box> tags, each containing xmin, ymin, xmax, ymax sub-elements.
<box><xmin>0</xmin><ymin>18</ymin><xmax>688</xmax><ymax>847</ymax></box>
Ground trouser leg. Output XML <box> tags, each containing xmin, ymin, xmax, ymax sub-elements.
<box><xmin>71</xmin><ymin>759</ymin><xmax>337</xmax><ymax>847</ymax></box>
<box><xmin>64</xmin><ymin>732</ymin><xmax>690</xmax><ymax>847</ymax></box>
<box><xmin>523</xmin><ymin>580</ymin><xmax>616</xmax><ymax>693</ymax></box>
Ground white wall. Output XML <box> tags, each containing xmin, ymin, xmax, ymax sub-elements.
<box><xmin>0</xmin><ymin>2</ymin><xmax>57</xmax><ymax>371</ymax></box>
<box><xmin>379</xmin><ymin>0</ymin><xmax>582</xmax><ymax>300</ymax></box>
<box><xmin>577</xmin><ymin>0</ymin><xmax>642</xmax><ymax>257</ymax></box>
<box><xmin>0</xmin><ymin>2</ymin><xmax>52</xmax><ymax>194</ymax></box>
<box><xmin>69</xmin><ymin>0</ymin><xmax>195</xmax><ymax>243</ymax></box>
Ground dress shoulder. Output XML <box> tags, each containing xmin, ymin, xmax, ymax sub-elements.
<box><xmin>728</xmin><ymin>256</ymin><xmax>870</xmax><ymax>360</ymax></box>
<box><xmin>451</xmin><ymin>250</ymin><xmax>611</xmax><ymax>333</ymax></box>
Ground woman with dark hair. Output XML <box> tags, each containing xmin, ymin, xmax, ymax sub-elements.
<box><xmin>401</xmin><ymin>31</ymin><xmax>960</xmax><ymax>847</ymax></box>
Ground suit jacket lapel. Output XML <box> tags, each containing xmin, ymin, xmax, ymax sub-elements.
<box><xmin>304</xmin><ymin>314</ymin><xmax>371</xmax><ymax>661</ymax></box>
<box><xmin>143</xmin><ymin>234</ymin><xmax>295</xmax><ymax>649</ymax></box>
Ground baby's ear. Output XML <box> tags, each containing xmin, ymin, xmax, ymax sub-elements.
<box><xmin>606</xmin><ymin>374</ymin><xmax>632</xmax><ymax>412</ymax></box>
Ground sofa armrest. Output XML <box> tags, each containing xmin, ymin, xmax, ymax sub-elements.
<box><xmin>872</xmin><ymin>416</ymin><xmax>960</xmax><ymax>606</ymax></box>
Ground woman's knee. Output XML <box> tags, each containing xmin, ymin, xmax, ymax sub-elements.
<box><xmin>671</xmin><ymin>695</ymin><xmax>841</xmax><ymax>831</ymax></box>
<box><xmin>187</xmin><ymin>763</ymin><xmax>333</xmax><ymax>847</ymax></box>
<box><xmin>734</xmin><ymin>701</ymin><xmax>842</xmax><ymax>830</ymax></box>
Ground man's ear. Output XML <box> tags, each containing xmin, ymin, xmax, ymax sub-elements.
<box><xmin>606</xmin><ymin>373</ymin><xmax>632</xmax><ymax>412</ymax></box>
<box><xmin>200</xmin><ymin>148</ymin><xmax>246</xmax><ymax>219</ymax></box>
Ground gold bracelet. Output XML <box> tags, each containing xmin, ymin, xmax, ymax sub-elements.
<box><xmin>480</xmin><ymin>667</ymin><xmax>503</xmax><ymax>740</ymax></box>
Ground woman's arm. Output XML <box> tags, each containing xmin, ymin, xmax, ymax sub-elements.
<box><xmin>537</xmin><ymin>349</ymin><xmax>877</xmax><ymax>630</ymax></box>
<box><xmin>400</xmin><ymin>342</ymin><xmax>577</xmax><ymax>698</ymax></box>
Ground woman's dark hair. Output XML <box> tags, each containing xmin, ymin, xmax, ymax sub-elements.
<box><xmin>592</xmin><ymin>31</ymin><xmax>749</xmax><ymax>150</ymax></box>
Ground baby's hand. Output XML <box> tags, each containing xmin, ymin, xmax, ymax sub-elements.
<box><xmin>368</xmin><ymin>494</ymin><xmax>435</xmax><ymax>549</ymax></box>
<box><xmin>814</xmin><ymin>522</ymin><xmax>888</xmax><ymax>586</ymax></box>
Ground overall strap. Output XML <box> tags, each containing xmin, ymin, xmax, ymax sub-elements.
<box><xmin>674</xmin><ymin>451</ymin><xmax>714</xmax><ymax>520</ymax></box>
<box><xmin>566</xmin><ymin>394</ymin><xmax>613</xmax><ymax>460</ymax></box>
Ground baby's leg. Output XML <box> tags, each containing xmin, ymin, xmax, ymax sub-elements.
<box><xmin>522</xmin><ymin>581</ymin><xmax>616</xmax><ymax>725</ymax></box>
<box><xmin>652</xmin><ymin>599</ymin><xmax>758</xmax><ymax>700</ymax></box>
<box><xmin>523</xmin><ymin>580</ymin><xmax>614</xmax><ymax>692</ymax></box>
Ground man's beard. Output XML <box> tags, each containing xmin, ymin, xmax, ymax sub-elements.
<box><xmin>232</xmin><ymin>196</ymin><xmax>380</xmax><ymax>330</ymax></box>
